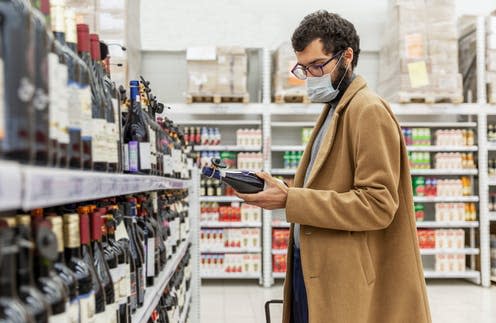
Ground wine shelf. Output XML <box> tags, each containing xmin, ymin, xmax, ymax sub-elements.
<box><xmin>132</xmin><ymin>233</ymin><xmax>191</xmax><ymax>323</ymax></box>
<box><xmin>199</xmin><ymin>196</ymin><xmax>242</xmax><ymax>203</ymax></box>
<box><xmin>200</xmin><ymin>221</ymin><xmax>262</xmax><ymax>228</ymax></box>
<box><xmin>200</xmin><ymin>247</ymin><xmax>262</xmax><ymax>253</ymax></box>
<box><xmin>201</xmin><ymin>272</ymin><xmax>261</xmax><ymax>279</ymax></box>
<box><xmin>179</xmin><ymin>291</ymin><xmax>192</xmax><ymax>323</ymax></box>
<box><xmin>0</xmin><ymin>162</ymin><xmax>23</xmax><ymax>211</ymax></box>
<box><xmin>193</xmin><ymin>145</ymin><xmax>261</xmax><ymax>151</ymax></box>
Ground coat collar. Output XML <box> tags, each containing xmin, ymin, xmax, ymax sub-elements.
<box><xmin>294</xmin><ymin>75</ymin><xmax>368</xmax><ymax>188</ymax></box>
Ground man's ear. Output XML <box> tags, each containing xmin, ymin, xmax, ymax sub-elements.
<box><xmin>344</xmin><ymin>47</ymin><xmax>354</xmax><ymax>67</ymax></box>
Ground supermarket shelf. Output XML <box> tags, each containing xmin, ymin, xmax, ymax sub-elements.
<box><xmin>420</xmin><ymin>248</ymin><xmax>479</xmax><ymax>255</ymax></box>
<box><xmin>390</xmin><ymin>103</ymin><xmax>482</xmax><ymax>115</ymax></box>
<box><xmin>193</xmin><ymin>145</ymin><xmax>261</xmax><ymax>151</ymax></box>
<box><xmin>407</xmin><ymin>146</ymin><xmax>478</xmax><ymax>152</ymax></box>
<box><xmin>200</xmin><ymin>247</ymin><xmax>262</xmax><ymax>253</ymax></box>
<box><xmin>200</xmin><ymin>221</ymin><xmax>261</xmax><ymax>228</ymax></box>
<box><xmin>271</xmin><ymin>169</ymin><xmax>297</xmax><ymax>176</ymax></box>
<box><xmin>416</xmin><ymin>221</ymin><xmax>479</xmax><ymax>228</ymax></box>
<box><xmin>488</xmin><ymin>177</ymin><xmax>496</xmax><ymax>186</ymax></box>
<box><xmin>489</xmin><ymin>212</ymin><xmax>496</xmax><ymax>221</ymax></box>
<box><xmin>168</xmin><ymin>103</ymin><xmax>266</xmax><ymax>114</ymax></box>
<box><xmin>175</xmin><ymin>120</ymin><xmax>260</xmax><ymax>126</ymax></box>
<box><xmin>271</xmin><ymin>145</ymin><xmax>306</xmax><ymax>152</ymax></box>
<box><xmin>199</xmin><ymin>196</ymin><xmax>242</xmax><ymax>203</ymax></box>
<box><xmin>269</xmin><ymin>104</ymin><xmax>323</xmax><ymax>115</ymax></box>
<box><xmin>400</xmin><ymin>122</ymin><xmax>477</xmax><ymax>128</ymax></box>
<box><xmin>413</xmin><ymin>196</ymin><xmax>479</xmax><ymax>203</ymax></box>
<box><xmin>487</xmin><ymin>143</ymin><xmax>496</xmax><ymax>151</ymax></box>
<box><xmin>272</xmin><ymin>249</ymin><xmax>287</xmax><ymax>255</ymax></box>
<box><xmin>201</xmin><ymin>272</ymin><xmax>261</xmax><ymax>279</ymax></box>
<box><xmin>424</xmin><ymin>270</ymin><xmax>480</xmax><ymax>279</ymax></box>
<box><xmin>271</xmin><ymin>122</ymin><xmax>316</xmax><ymax>127</ymax></box>
<box><xmin>21</xmin><ymin>166</ymin><xmax>189</xmax><ymax>210</ymax></box>
<box><xmin>272</xmin><ymin>222</ymin><xmax>291</xmax><ymax>228</ymax></box>
<box><xmin>273</xmin><ymin>272</ymin><xmax>286</xmax><ymax>279</ymax></box>
<box><xmin>0</xmin><ymin>162</ymin><xmax>22</xmax><ymax>211</ymax></box>
<box><xmin>132</xmin><ymin>234</ymin><xmax>191</xmax><ymax>323</ymax></box>
<box><xmin>491</xmin><ymin>276</ymin><xmax>496</xmax><ymax>283</ymax></box>
<box><xmin>179</xmin><ymin>291</ymin><xmax>192</xmax><ymax>323</ymax></box>
<box><xmin>410</xmin><ymin>169</ymin><xmax>478</xmax><ymax>175</ymax></box>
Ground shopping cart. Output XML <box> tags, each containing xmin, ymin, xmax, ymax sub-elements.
<box><xmin>264</xmin><ymin>299</ymin><xmax>283</xmax><ymax>323</ymax></box>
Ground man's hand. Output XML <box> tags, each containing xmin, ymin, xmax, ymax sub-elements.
<box><xmin>234</xmin><ymin>172</ymin><xmax>289</xmax><ymax>210</ymax></box>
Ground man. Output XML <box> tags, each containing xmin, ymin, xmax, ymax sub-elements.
<box><xmin>235</xmin><ymin>10</ymin><xmax>432</xmax><ymax>323</ymax></box>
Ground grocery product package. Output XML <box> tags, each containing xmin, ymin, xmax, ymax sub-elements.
<box><xmin>378</xmin><ymin>0</ymin><xmax>463</xmax><ymax>103</ymax></box>
<box><xmin>272</xmin><ymin>42</ymin><xmax>308</xmax><ymax>103</ymax></box>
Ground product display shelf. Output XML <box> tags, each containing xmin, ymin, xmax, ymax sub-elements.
<box><xmin>179</xmin><ymin>291</ymin><xmax>192</xmax><ymax>323</ymax></box>
<box><xmin>200</xmin><ymin>247</ymin><xmax>262</xmax><ymax>253</ymax></box>
<box><xmin>0</xmin><ymin>162</ymin><xmax>22</xmax><ymax>211</ymax></box>
<box><xmin>271</xmin><ymin>169</ymin><xmax>297</xmax><ymax>176</ymax></box>
<box><xmin>272</xmin><ymin>221</ymin><xmax>291</xmax><ymax>228</ymax></box>
<box><xmin>400</xmin><ymin>122</ymin><xmax>477</xmax><ymax>128</ymax></box>
<box><xmin>420</xmin><ymin>248</ymin><xmax>479</xmax><ymax>255</ymax></box>
<box><xmin>390</xmin><ymin>103</ymin><xmax>482</xmax><ymax>115</ymax></box>
<box><xmin>0</xmin><ymin>163</ymin><xmax>189</xmax><ymax>211</ymax></box>
<box><xmin>271</xmin><ymin>122</ymin><xmax>316</xmax><ymax>127</ymax></box>
<box><xmin>423</xmin><ymin>270</ymin><xmax>480</xmax><ymax>281</ymax></box>
<box><xmin>132</xmin><ymin>233</ymin><xmax>192</xmax><ymax>323</ymax></box>
<box><xmin>416</xmin><ymin>221</ymin><xmax>479</xmax><ymax>228</ymax></box>
<box><xmin>193</xmin><ymin>145</ymin><xmax>261</xmax><ymax>152</ymax></box>
<box><xmin>199</xmin><ymin>196</ymin><xmax>243</xmax><ymax>203</ymax></box>
<box><xmin>489</xmin><ymin>212</ymin><xmax>496</xmax><ymax>221</ymax></box>
<box><xmin>488</xmin><ymin>177</ymin><xmax>496</xmax><ymax>186</ymax></box>
<box><xmin>410</xmin><ymin>169</ymin><xmax>478</xmax><ymax>175</ymax></box>
<box><xmin>491</xmin><ymin>276</ymin><xmax>496</xmax><ymax>283</ymax></box>
<box><xmin>200</xmin><ymin>221</ymin><xmax>262</xmax><ymax>228</ymax></box>
<box><xmin>487</xmin><ymin>143</ymin><xmax>496</xmax><ymax>151</ymax></box>
<box><xmin>413</xmin><ymin>196</ymin><xmax>480</xmax><ymax>203</ymax></box>
<box><xmin>175</xmin><ymin>120</ymin><xmax>261</xmax><ymax>126</ymax></box>
<box><xmin>201</xmin><ymin>272</ymin><xmax>261</xmax><ymax>279</ymax></box>
<box><xmin>406</xmin><ymin>146</ymin><xmax>478</xmax><ymax>152</ymax></box>
<box><xmin>272</xmin><ymin>249</ymin><xmax>287</xmax><ymax>255</ymax></box>
<box><xmin>271</xmin><ymin>145</ymin><xmax>306</xmax><ymax>152</ymax></box>
<box><xmin>168</xmin><ymin>103</ymin><xmax>266</xmax><ymax>115</ymax></box>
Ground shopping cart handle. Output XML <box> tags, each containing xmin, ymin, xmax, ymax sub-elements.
<box><xmin>264</xmin><ymin>299</ymin><xmax>284</xmax><ymax>323</ymax></box>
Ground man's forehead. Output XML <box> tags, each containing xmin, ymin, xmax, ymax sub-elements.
<box><xmin>295</xmin><ymin>39</ymin><xmax>330</xmax><ymax>65</ymax></box>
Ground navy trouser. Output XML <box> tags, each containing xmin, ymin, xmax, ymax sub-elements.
<box><xmin>291</xmin><ymin>245</ymin><xmax>309</xmax><ymax>323</ymax></box>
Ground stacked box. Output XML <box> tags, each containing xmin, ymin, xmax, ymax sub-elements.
<box><xmin>487</xmin><ymin>14</ymin><xmax>496</xmax><ymax>103</ymax></box>
<box><xmin>272</xmin><ymin>41</ymin><xmax>306</xmax><ymax>97</ymax></box>
<box><xmin>216</xmin><ymin>47</ymin><xmax>248</xmax><ymax>95</ymax></box>
<box><xmin>378</xmin><ymin>0</ymin><xmax>462</xmax><ymax>103</ymax></box>
<box><xmin>186</xmin><ymin>47</ymin><xmax>248</xmax><ymax>97</ymax></box>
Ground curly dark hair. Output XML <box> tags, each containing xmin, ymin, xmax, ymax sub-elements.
<box><xmin>291</xmin><ymin>10</ymin><xmax>360</xmax><ymax>68</ymax></box>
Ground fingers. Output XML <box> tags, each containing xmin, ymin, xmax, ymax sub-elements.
<box><xmin>255</xmin><ymin>171</ymin><xmax>271</xmax><ymax>181</ymax></box>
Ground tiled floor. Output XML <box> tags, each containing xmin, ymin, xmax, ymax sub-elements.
<box><xmin>200</xmin><ymin>280</ymin><xmax>496</xmax><ymax>323</ymax></box>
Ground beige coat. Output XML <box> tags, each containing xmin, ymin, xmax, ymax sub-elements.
<box><xmin>282</xmin><ymin>76</ymin><xmax>432</xmax><ymax>323</ymax></box>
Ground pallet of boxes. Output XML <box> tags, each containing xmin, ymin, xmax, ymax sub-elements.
<box><xmin>186</xmin><ymin>47</ymin><xmax>249</xmax><ymax>104</ymax></box>
<box><xmin>378</xmin><ymin>0</ymin><xmax>463</xmax><ymax>104</ymax></box>
<box><xmin>273</xmin><ymin>42</ymin><xmax>309</xmax><ymax>104</ymax></box>
<box><xmin>488</xmin><ymin>13</ymin><xmax>496</xmax><ymax>104</ymax></box>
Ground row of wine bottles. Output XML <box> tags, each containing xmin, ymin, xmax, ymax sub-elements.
<box><xmin>0</xmin><ymin>189</ymin><xmax>190</xmax><ymax>323</ymax></box>
<box><xmin>0</xmin><ymin>0</ymin><xmax>191</xmax><ymax>178</ymax></box>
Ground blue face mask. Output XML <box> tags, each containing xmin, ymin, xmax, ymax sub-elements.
<box><xmin>306</xmin><ymin>55</ymin><xmax>349</xmax><ymax>103</ymax></box>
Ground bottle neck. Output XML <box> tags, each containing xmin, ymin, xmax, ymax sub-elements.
<box><xmin>17</xmin><ymin>235</ymin><xmax>36</xmax><ymax>289</ymax></box>
<box><xmin>0</xmin><ymin>245</ymin><xmax>18</xmax><ymax>298</ymax></box>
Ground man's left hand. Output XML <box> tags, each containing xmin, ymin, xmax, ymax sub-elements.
<box><xmin>234</xmin><ymin>172</ymin><xmax>289</xmax><ymax>210</ymax></box>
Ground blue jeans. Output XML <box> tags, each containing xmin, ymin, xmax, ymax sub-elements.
<box><xmin>291</xmin><ymin>245</ymin><xmax>308</xmax><ymax>323</ymax></box>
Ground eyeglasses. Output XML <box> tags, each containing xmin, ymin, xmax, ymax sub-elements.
<box><xmin>291</xmin><ymin>50</ymin><xmax>343</xmax><ymax>80</ymax></box>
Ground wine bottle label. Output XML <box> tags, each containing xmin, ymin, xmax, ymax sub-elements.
<box><xmin>0</xmin><ymin>57</ymin><xmax>4</xmax><ymax>141</ymax></box>
<box><xmin>115</xmin><ymin>222</ymin><xmax>130</xmax><ymax>241</ymax></box>
<box><xmin>138</xmin><ymin>267</ymin><xmax>145</xmax><ymax>303</ymax></box>
<box><xmin>80</xmin><ymin>86</ymin><xmax>92</xmax><ymax>138</ymax></box>
<box><xmin>110</xmin><ymin>267</ymin><xmax>121</xmax><ymax>304</ymax></box>
<box><xmin>57</xmin><ymin>61</ymin><xmax>70</xmax><ymax>144</ymax></box>
<box><xmin>92</xmin><ymin>119</ymin><xmax>106</xmax><ymax>162</ymax></box>
<box><xmin>79</xmin><ymin>291</ymin><xmax>96</xmax><ymax>323</ymax></box>
<box><xmin>139</xmin><ymin>142</ymin><xmax>152</xmax><ymax>170</ymax></box>
<box><xmin>128</xmin><ymin>141</ymin><xmax>139</xmax><ymax>172</ymax></box>
<box><xmin>105</xmin><ymin>303</ymin><xmax>118</xmax><ymax>323</ymax></box>
<box><xmin>120</xmin><ymin>264</ymin><xmax>131</xmax><ymax>298</ymax></box>
<box><xmin>68</xmin><ymin>299</ymin><xmax>80</xmax><ymax>323</ymax></box>
<box><xmin>172</xmin><ymin>149</ymin><xmax>181</xmax><ymax>172</ymax></box>
<box><xmin>48</xmin><ymin>53</ymin><xmax>60</xmax><ymax>142</ymax></box>
<box><xmin>147</xmin><ymin>237</ymin><xmax>155</xmax><ymax>278</ymax></box>
<box><xmin>93</xmin><ymin>311</ymin><xmax>107</xmax><ymax>323</ymax></box>
<box><xmin>163</xmin><ymin>154</ymin><xmax>173</xmax><ymax>176</ymax></box>
<box><xmin>49</xmin><ymin>312</ymin><xmax>69</xmax><ymax>323</ymax></box>
<box><xmin>148</xmin><ymin>126</ymin><xmax>156</xmax><ymax>155</ymax></box>
<box><xmin>129</xmin><ymin>271</ymin><xmax>137</xmax><ymax>311</ymax></box>
<box><xmin>67</xmin><ymin>85</ymin><xmax>82</xmax><ymax>129</ymax></box>
<box><xmin>123</xmin><ymin>144</ymin><xmax>130</xmax><ymax>171</ymax></box>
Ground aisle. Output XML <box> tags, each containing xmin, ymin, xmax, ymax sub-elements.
<box><xmin>201</xmin><ymin>280</ymin><xmax>496</xmax><ymax>323</ymax></box>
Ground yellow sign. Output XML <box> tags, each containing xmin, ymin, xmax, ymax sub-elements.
<box><xmin>408</xmin><ymin>61</ymin><xmax>430</xmax><ymax>88</ymax></box>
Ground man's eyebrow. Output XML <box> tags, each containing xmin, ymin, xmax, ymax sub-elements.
<box><xmin>299</xmin><ymin>57</ymin><xmax>329</xmax><ymax>67</ymax></box>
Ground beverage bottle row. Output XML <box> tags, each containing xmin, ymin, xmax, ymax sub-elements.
<box><xmin>283</xmin><ymin>151</ymin><xmax>303</xmax><ymax>169</ymax></box>
<box><xmin>0</xmin><ymin>189</ymin><xmax>190</xmax><ymax>323</ymax></box>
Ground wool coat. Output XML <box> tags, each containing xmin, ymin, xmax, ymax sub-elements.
<box><xmin>282</xmin><ymin>75</ymin><xmax>432</xmax><ymax>323</ymax></box>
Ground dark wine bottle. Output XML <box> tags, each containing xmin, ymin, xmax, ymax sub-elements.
<box><xmin>62</xmin><ymin>9</ymin><xmax>83</xmax><ymax>169</ymax></box>
<box><xmin>15</xmin><ymin>215</ymin><xmax>51</xmax><ymax>323</ymax></box>
<box><xmin>62</xmin><ymin>213</ymin><xmax>96</xmax><ymax>322</ymax></box>
<box><xmin>137</xmin><ymin>196</ymin><xmax>157</xmax><ymax>286</ymax></box>
<box><xmin>30</xmin><ymin>2</ymin><xmax>51</xmax><ymax>166</ymax></box>
<box><xmin>31</xmin><ymin>217</ymin><xmax>69</xmax><ymax>322</ymax></box>
<box><xmin>0</xmin><ymin>0</ymin><xmax>35</xmax><ymax>163</ymax></box>
<box><xmin>90</xmin><ymin>208</ymin><xmax>117</xmax><ymax>323</ymax></box>
<box><xmin>202</xmin><ymin>162</ymin><xmax>265</xmax><ymax>193</ymax></box>
<box><xmin>124</xmin><ymin>200</ymin><xmax>145</xmax><ymax>307</ymax></box>
<box><xmin>78</xmin><ymin>206</ymin><xmax>106</xmax><ymax>317</ymax></box>
<box><xmin>46</xmin><ymin>215</ymin><xmax>79</xmax><ymax>323</ymax></box>
<box><xmin>0</xmin><ymin>225</ymin><xmax>35</xmax><ymax>323</ymax></box>
<box><xmin>76</xmin><ymin>24</ymin><xmax>94</xmax><ymax>170</ymax></box>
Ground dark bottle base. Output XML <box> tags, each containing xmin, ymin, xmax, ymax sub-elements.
<box><xmin>93</xmin><ymin>162</ymin><xmax>108</xmax><ymax>172</ymax></box>
<box><xmin>107</xmin><ymin>162</ymin><xmax>118</xmax><ymax>173</ymax></box>
<box><xmin>58</xmin><ymin>143</ymin><xmax>69</xmax><ymax>169</ymax></box>
<box><xmin>146</xmin><ymin>277</ymin><xmax>154</xmax><ymax>287</ymax></box>
<box><xmin>81</xmin><ymin>139</ymin><xmax>92</xmax><ymax>171</ymax></box>
<box><xmin>3</xmin><ymin>150</ymin><xmax>32</xmax><ymax>164</ymax></box>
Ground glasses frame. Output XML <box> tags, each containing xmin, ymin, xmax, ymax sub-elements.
<box><xmin>291</xmin><ymin>50</ymin><xmax>343</xmax><ymax>80</ymax></box>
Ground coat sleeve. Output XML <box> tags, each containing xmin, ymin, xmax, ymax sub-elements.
<box><xmin>285</xmin><ymin>102</ymin><xmax>401</xmax><ymax>231</ymax></box>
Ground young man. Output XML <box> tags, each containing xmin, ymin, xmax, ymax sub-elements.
<box><xmin>235</xmin><ymin>10</ymin><xmax>432</xmax><ymax>323</ymax></box>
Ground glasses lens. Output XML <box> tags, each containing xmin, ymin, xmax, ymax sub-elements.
<box><xmin>292</xmin><ymin>67</ymin><xmax>307</xmax><ymax>80</ymax></box>
<box><xmin>307</xmin><ymin>65</ymin><xmax>324</xmax><ymax>77</ymax></box>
